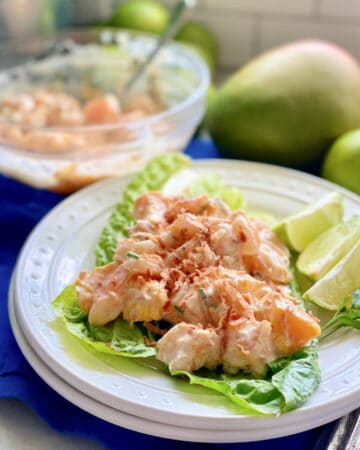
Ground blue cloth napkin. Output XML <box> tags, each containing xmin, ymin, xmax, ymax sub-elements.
<box><xmin>0</xmin><ymin>139</ymin><xmax>333</xmax><ymax>450</ymax></box>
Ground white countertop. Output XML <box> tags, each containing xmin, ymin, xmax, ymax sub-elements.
<box><xmin>0</xmin><ymin>398</ymin><xmax>105</xmax><ymax>450</ymax></box>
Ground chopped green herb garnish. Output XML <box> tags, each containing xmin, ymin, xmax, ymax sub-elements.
<box><xmin>198</xmin><ymin>288</ymin><xmax>207</xmax><ymax>300</ymax></box>
<box><xmin>126</xmin><ymin>251</ymin><xmax>140</xmax><ymax>259</ymax></box>
<box><xmin>320</xmin><ymin>289</ymin><xmax>360</xmax><ymax>341</ymax></box>
<box><xmin>174</xmin><ymin>305</ymin><xmax>185</xmax><ymax>314</ymax></box>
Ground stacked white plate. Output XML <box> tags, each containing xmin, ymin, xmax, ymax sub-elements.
<box><xmin>9</xmin><ymin>160</ymin><xmax>360</xmax><ymax>443</ymax></box>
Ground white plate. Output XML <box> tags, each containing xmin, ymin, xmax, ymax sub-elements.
<box><xmin>10</xmin><ymin>159</ymin><xmax>360</xmax><ymax>441</ymax></box>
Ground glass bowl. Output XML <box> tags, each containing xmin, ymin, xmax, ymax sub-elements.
<box><xmin>0</xmin><ymin>29</ymin><xmax>209</xmax><ymax>193</ymax></box>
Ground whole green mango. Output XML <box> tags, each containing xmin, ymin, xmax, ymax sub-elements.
<box><xmin>208</xmin><ymin>40</ymin><xmax>360</xmax><ymax>166</ymax></box>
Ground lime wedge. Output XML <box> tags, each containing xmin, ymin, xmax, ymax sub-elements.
<box><xmin>303</xmin><ymin>241</ymin><xmax>360</xmax><ymax>310</ymax></box>
<box><xmin>283</xmin><ymin>192</ymin><xmax>343</xmax><ymax>252</ymax></box>
<box><xmin>297</xmin><ymin>216</ymin><xmax>360</xmax><ymax>280</ymax></box>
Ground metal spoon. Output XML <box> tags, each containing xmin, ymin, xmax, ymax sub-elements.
<box><xmin>120</xmin><ymin>0</ymin><xmax>197</xmax><ymax>103</ymax></box>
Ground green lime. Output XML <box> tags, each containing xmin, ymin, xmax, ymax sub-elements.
<box><xmin>297</xmin><ymin>216</ymin><xmax>360</xmax><ymax>280</ymax></box>
<box><xmin>304</xmin><ymin>241</ymin><xmax>360</xmax><ymax>310</ymax></box>
<box><xmin>322</xmin><ymin>129</ymin><xmax>360</xmax><ymax>195</ymax></box>
<box><xmin>175</xmin><ymin>21</ymin><xmax>219</xmax><ymax>65</ymax></box>
<box><xmin>196</xmin><ymin>83</ymin><xmax>216</xmax><ymax>133</ymax></box>
<box><xmin>111</xmin><ymin>0</ymin><xmax>169</xmax><ymax>34</ymax></box>
<box><xmin>276</xmin><ymin>192</ymin><xmax>343</xmax><ymax>252</ymax></box>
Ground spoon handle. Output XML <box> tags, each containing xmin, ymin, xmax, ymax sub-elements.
<box><xmin>121</xmin><ymin>0</ymin><xmax>197</xmax><ymax>101</ymax></box>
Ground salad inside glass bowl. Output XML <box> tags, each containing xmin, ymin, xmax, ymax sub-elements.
<box><xmin>0</xmin><ymin>31</ymin><xmax>209</xmax><ymax>193</ymax></box>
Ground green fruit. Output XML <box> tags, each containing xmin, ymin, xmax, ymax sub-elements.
<box><xmin>202</xmin><ymin>83</ymin><xmax>216</xmax><ymax>128</ymax></box>
<box><xmin>274</xmin><ymin>191</ymin><xmax>343</xmax><ymax>252</ymax></box>
<box><xmin>111</xmin><ymin>0</ymin><xmax>169</xmax><ymax>34</ymax></box>
<box><xmin>208</xmin><ymin>40</ymin><xmax>360</xmax><ymax>166</ymax></box>
<box><xmin>175</xmin><ymin>21</ymin><xmax>219</xmax><ymax>65</ymax></box>
<box><xmin>321</xmin><ymin>129</ymin><xmax>360</xmax><ymax>195</ymax></box>
<box><xmin>196</xmin><ymin>83</ymin><xmax>216</xmax><ymax>135</ymax></box>
<box><xmin>304</xmin><ymin>241</ymin><xmax>360</xmax><ymax>310</ymax></box>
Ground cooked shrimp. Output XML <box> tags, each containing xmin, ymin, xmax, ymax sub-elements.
<box><xmin>76</xmin><ymin>254</ymin><xmax>164</xmax><ymax>325</ymax></box>
<box><xmin>132</xmin><ymin>192</ymin><xmax>171</xmax><ymax>223</ymax></box>
<box><xmin>160</xmin><ymin>213</ymin><xmax>206</xmax><ymax>250</ymax></box>
<box><xmin>23</xmin><ymin>130</ymin><xmax>86</xmax><ymax>152</ymax></box>
<box><xmin>255</xmin><ymin>295</ymin><xmax>321</xmax><ymax>355</ymax></box>
<box><xmin>244</xmin><ymin>240</ymin><xmax>291</xmax><ymax>284</ymax></box>
<box><xmin>165</xmin><ymin>268</ymin><xmax>271</xmax><ymax>328</ymax></box>
<box><xmin>83</xmin><ymin>94</ymin><xmax>120</xmax><ymax>124</ymax></box>
<box><xmin>76</xmin><ymin>262</ymin><xmax>127</xmax><ymax>326</ymax></box>
<box><xmin>164</xmin><ymin>236</ymin><xmax>218</xmax><ymax>274</ymax></box>
<box><xmin>203</xmin><ymin>198</ymin><xmax>231</xmax><ymax>217</ymax></box>
<box><xmin>165</xmin><ymin>284</ymin><xmax>213</xmax><ymax>326</ymax></box>
<box><xmin>1</xmin><ymin>93</ymin><xmax>34</xmax><ymax>113</ymax></box>
<box><xmin>122</xmin><ymin>279</ymin><xmax>168</xmax><ymax>324</ymax></box>
<box><xmin>209</xmin><ymin>211</ymin><xmax>259</xmax><ymax>261</ymax></box>
<box><xmin>191</xmin><ymin>268</ymin><xmax>273</xmax><ymax>325</ymax></box>
<box><xmin>120</xmin><ymin>253</ymin><xmax>164</xmax><ymax>278</ymax></box>
<box><xmin>88</xmin><ymin>291</ymin><xmax>125</xmax><ymax>327</ymax></box>
<box><xmin>223</xmin><ymin>318</ymin><xmax>277</xmax><ymax>377</ymax></box>
<box><xmin>244</xmin><ymin>219</ymin><xmax>291</xmax><ymax>283</ymax></box>
<box><xmin>156</xmin><ymin>323</ymin><xmax>222</xmax><ymax>372</ymax></box>
<box><xmin>114</xmin><ymin>237</ymin><xmax>160</xmax><ymax>262</ymax></box>
<box><xmin>164</xmin><ymin>194</ymin><xmax>210</xmax><ymax>222</ymax></box>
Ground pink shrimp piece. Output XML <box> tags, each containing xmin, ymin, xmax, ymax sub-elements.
<box><xmin>164</xmin><ymin>235</ymin><xmax>218</xmax><ymax>274</ymax></box>
<box><xmin>164</xmin><ymin>194</ymin><xmax>210</xmax><ymax>222</ymax></box>
<box><xmin>76</xmin><ymin>254</ymin><xmax>164</xmax><ymax>326</ymax></box>
<box><xmin>114</xmin><ymin>237</ymin><xmax>160</xmax><ymax>262</ymax></box>
<box><xmin>160</xmin><ymin>213</ymin><xmax>206</xmax><ymax>249</ymax></box>
<box><xmin>83</xmin><ymin>94</ymin><xmax>120</xmax><ymax>124</ymax></box>
<box><xmin>243</xmin><ymin>221</ymin><xmax>291</xmax><ymax>284</ymax></box>
<box><xmin>255</xmin><ymin>295</ymin><xmax>321</xmax><ymax>355</ymax></box>
<box><xmin>223</xmin><ymin>318</ymin><xmax>277</xmax><ymax>377</ymax></box>
<box><xmin>166</xmin><ymin>284</ymin><xmax>213</xmax><ymax>326</ymax></box>
<box><xmin>132</xmin><ymin>192</ymin><xmax>171</xmax><ymax>223</ymax></box>
<box><xmin>209</xmin><ymin>211</ymin><xmax>260</xmax><ymax>263</ymax></box>
<box><xmin>156</xmin><ymin>323</ymin><xmax>222</xmax><ymax>372</ymax></box>
<box><xmin>76</xmin><ymin>262</ymin><xmax>127</xmax><ymax>326</ymax></box>
<box><xmin>122</xmin><ymin>279</ymin><xmax>168</xmax><ymax>324</ymax></box>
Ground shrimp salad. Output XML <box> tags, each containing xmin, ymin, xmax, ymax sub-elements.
<box><xmin>77</xmin><ymin>191</ymin><xmax>320</xmax><ymax>377</ymax></box>
<box><xmin>0</xmin><ymin>87</ymin><xmax>163</xmax><ymax>153</ymax></box>
<box><xmin>53</xmin><ymin>154</ymin><xmax>322</xmax><ymax>415</ymax></box>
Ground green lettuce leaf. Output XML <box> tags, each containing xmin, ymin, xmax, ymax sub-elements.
<box><xmin>183</xmin><ymin>173</ymin><xmax>244</xmax><ymax>211</ymax></box>
<box><xmin>96</xmin><ymin>153</ymin><xmax>191</xmax><ymax>266</ymax></box>
<box><xmin>269</xmin><ymin>343</ymin><xmax>320</xmax><ymax>412</ymax></box>
<box><xmin>289</xmin><ymin>254</ymin><xmax>305</xmax><ymax>307</ymax></box>
<box><xmin>52</xmin><ymin>285</ymin><xmax>156</xmax><ymax>358</ymax></box>
<box><xmin>173</xmin><ymin>343</ymin><xmax>320</xmax><ymax>415</ymax></box>
<box><xmin>172</xmin><ymin>370</ymin><xmax>282</xmax><ymax>415</ymax></box>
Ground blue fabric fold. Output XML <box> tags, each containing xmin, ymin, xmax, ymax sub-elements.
<box><xmin>0</xmin><ymin>139</ymin><xmax>330</xmax><ymax>450</ymax></box>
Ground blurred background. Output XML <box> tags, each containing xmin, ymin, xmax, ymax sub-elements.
<box><xmin>0</xmin><ymin>0</ymin><xmax>359</xmax><ymax>195</ymax></box>
<box><xmin>2</xmin><ymin>0</ymin><xmax>360</xmax><ymax>75</ymax></box>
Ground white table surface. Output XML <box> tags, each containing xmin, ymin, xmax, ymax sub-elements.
<box><xmin>0</xmin><ymin>398</ymin><xmax>106</xmax><ymax>450</ymax></box>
